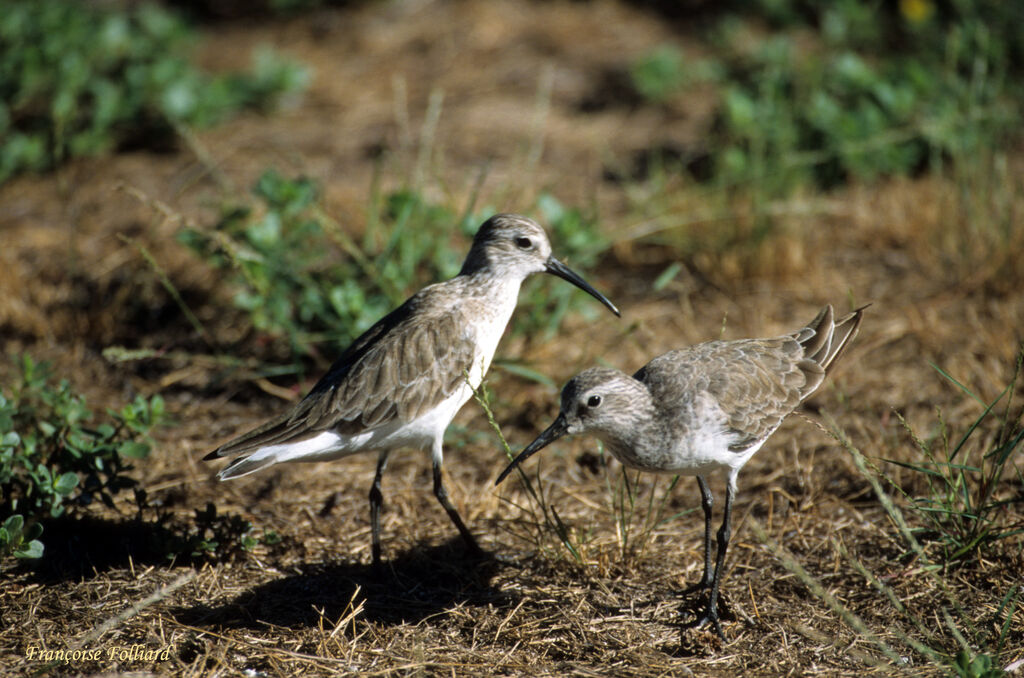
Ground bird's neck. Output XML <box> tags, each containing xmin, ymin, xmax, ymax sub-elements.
<box><xmin>458</xmin><ymin>244</ymin><xmax>494</xmax><ymax>277</ymax></box>
<box><xmin>445</xmin><ymin>270</ymin><xmax>525</xmax><ymax>391</ymax></box>
<box><xmin>454</xmin><ymin>267</ymin><xmax>526</xmax><ymax>308</ymax></box>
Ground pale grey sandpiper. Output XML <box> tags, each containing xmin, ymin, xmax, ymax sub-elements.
<box><xmin>497</xmin><ymin>304</ymin><xmax>865</xmax><ymax>637</ymax></box>
<box><xmin>205</xmin><ymin>214</ymin><xmax>620</xmax><ymax>567</ymax></box>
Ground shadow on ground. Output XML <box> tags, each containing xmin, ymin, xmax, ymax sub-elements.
<box><xmin>173</xmin><ymin>539</ymin><xmax>514</xmax><ymax>629</ymax></box>
<box><xmin>21</xmin><ymin>514</ymin><xmax>201</xmax><ymax>584</ymax></box>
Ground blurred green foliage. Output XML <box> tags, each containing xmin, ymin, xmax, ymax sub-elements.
<box><xmin>179</xmin><ymin>170</ymin><xmax>608</xmax><ymax>369</ymax></box>
<box><xmin>512</xmin><ymin>193</ymin><xmax>609</xmax><ymax>340</ymax></box>
<box><xmin>179</xmin><ymin>170</ymin><xmax>393</xmax><ymax>362</ymax></box>
<box><xmin>0</xmin><ymin>0</ymin><xmax>308</xmax><ymax>183</ymax></box>
<box><xmin>0</xmin><ymin>356</ymin><xmax>165</xmax><ymax>560</ymax></box>
<box><xmin>630</xmin><ymin>45</ymin><xmax>689</xmax><ymax>102</ymax></box>
<box><xmin>630</xmin><ymin>0</ymin><xmax>1021</xmax><ymax>191</ymax></box>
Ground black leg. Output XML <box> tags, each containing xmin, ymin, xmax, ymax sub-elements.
<box><xmin>697</xmin><ymin>475</ymin><xmax>714</xmax><ymax>590</ymax></box>
<box><xmin>698</xmin><ymin>478</ymin><xmax>735</xmax><ymax>640</ymax></box>
<box><xmin>368</xmin><ymin>451</ymin><xmax>389</xmax><ymax>569</ymax></box>
<box><xmin>432</xmin><ymin>457</ymin><xmax>484</xmax><ymax>557</ymax></box>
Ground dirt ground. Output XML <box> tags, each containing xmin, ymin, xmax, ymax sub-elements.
<box><xmin>2</xmin><ymin>1</ymin><xmax>1023</xmax><ymax>676</ymax></box>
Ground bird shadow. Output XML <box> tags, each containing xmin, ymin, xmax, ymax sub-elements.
<box><xmin>172</xmin><ymin>539</ymin><xmax>515</xmax><ymax>630</ymax></box>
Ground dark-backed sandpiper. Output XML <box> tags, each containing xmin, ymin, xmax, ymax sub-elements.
<box><xmin>497</xmin><ymin>304</ymin><xmax>865</xmax><ymax>637</ymax></box>
<box><xmin>206</xmin><ymin>214</ymin><xmax>620</xmax><ymax>567</ymax></box>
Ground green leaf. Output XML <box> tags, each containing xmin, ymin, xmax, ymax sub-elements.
<box><xmin>884</xmin><ymin>458</ymin><xmax>947</xmax><ymax>479</ymax></box>
<box><xmin>3</xmin><ymin>514</ymin><xmax>24</xmax><ymax>535</ymax></box>
<box><xmin>15</xmin><ymin>540</ymin><xmax>44</xmax><ymax>559</ymax></box>
<box><xmin>117</xmin><ymin>441</ymin><xmax>151</xmax><ymax>459</ymax></box>
<box><xmin>492</xmin><ymin>362</ymin><xmax>557</xmax><ymax>389</ymax></box>
<box><xmin>653</xmin><ymin>262</ymin><xmax>683</xmax><ymax>291</ymax></box>
<box><xmin>929</xmin><ymin>362</ymin><xmax>989</xmax><ymax>407</ymax></box>
<box><xmin>149</xmin><ymin>394</ymin><xmax>165</xmax><ymax>420</ymax></box>
<box><xmin>54</xmin><ymin>472</ymin><xmax>79</xmax><ymax>496</ymax></box>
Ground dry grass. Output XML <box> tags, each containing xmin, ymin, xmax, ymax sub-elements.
<box><xmin>2</xmin><ymin>1</ymin><xmax>1023</xmax><ymax>676</ymax></box>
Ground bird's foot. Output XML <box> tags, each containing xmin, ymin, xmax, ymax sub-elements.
<box><xmin>692</xmin><ymin>608</ymin><xmax>726</xmax><ymax>641</ymax></box>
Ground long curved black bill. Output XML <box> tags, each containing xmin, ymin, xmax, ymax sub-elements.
<box><xmin>545</xmin><ymin>257</ymin><xmax>620</xmax><ymax>317</ymax></box>
<box><xmin>495</xmin><ymin>414</ymin><xmax>570</xmax><ymax>486</ymax></box>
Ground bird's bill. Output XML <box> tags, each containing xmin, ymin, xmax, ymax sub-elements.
<box><xmin>495</xmin><ymin>414</ymin><xmax>570</xmax><ymax>485</ymax></box>
<box><xmin>544</xmin><ymin>257</ymin><xmax>620</xmax><ymax>317</ymax></box>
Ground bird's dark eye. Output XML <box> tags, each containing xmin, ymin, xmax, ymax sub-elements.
<box><xmin>587</xmin><ymin>395</ymin><xmax>602</xmax><ymax>408</ymax></box>
<box><xmin>515</xmin><ymin>236</ymin><xmax>532</xmax><ymax>249</ymax></box>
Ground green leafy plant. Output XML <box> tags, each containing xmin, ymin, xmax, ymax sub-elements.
<box><xmin>885</xmin><ymin>351</ymin><xmax>1024</xmax><ymax>563</ymax></box>
<box><xmin>0</xmin><ymin>355</ymin><xmax>165</xmax><ymax>559</ymax></box>
<box><xmin>0</xmin><ymin>0</ymin><xmax>308</xmax><ymax>183</ymax></box>
<box><xmin>630</xmin><ymin>45</ymin><xmax>688</xmax><ymax>102</ymax></box>
<box><xmin>628</xmin><ymin>2</ymin><xmax>1020</xmax><ymax>194</ymax></box>
<box><xmin>179</xmin><ymin>170</ymin><xmax>354</xmax><ymax>362</ymax></box>
<box><xmin>706</xmin><ymin>36</ymin><xmax>1014</xmax><ymax>193</ymax></box>
<box><xmin>617</xmin><ymin>2</ymin><xmax>1024</xmax><ymax>290</ymax></box>
<box><xmin>0</xmin><ymin>514</ymin><xmax>43</xmax><ymax>560</ymax></box>
<box><xmin>954</xmin><ymin>647</ymin><xmax>1009</xmax><ymax>678</ymax></box>
<box><xmin>152</xmin><ymin>501</ymin><xmax>280</xmax><ymax>562</ymax></box>
<box><xmin>180</xmin><ymin>170</ymin><xmax>610</xmax><ymax>369</ymax></box>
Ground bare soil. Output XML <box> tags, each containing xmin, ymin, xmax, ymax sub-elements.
<box><xmin>2</xmin><ymin>1</ymin><xmax>1022</xmax><ymax>676</ymax></box>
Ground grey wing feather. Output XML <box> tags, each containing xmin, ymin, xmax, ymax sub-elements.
<box><xmin>205</xmin><ymin>293</ymin><xmax>476</xmax><ymax>460</ymax></box>
<box><xmin>713</xmin><ymin>303</ymin><xmax>867</xmax><ymax>450</ymax></box>
<box><xmin>317</xmin><ymin>310</ymin><xmax>473</xmax><ymax>431</ymax></box>
<box><xmin>636</xmin><ymin>304</ymin><xmax>867</xmax><ymax>456</ymax></box>
<box><xmin>705</xmin><ymin>339</ymin><xmax>809</xmax><ymax>451</ymax></box>
<box><xmin>809</xmin><ymin>304</ymin><xmax>867</xmax><ymax>375</ymax></box>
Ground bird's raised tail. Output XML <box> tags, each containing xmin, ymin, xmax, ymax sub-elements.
<box><xmin>800</xmin><ymin>303</ymin><xmax>868</xmax><ymax>376</ymax></box>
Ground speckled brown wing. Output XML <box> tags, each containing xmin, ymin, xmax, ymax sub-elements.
<box><xmin>303</xmin><ymin>305</ymin><xmax>476</xmax><ymax>432</ymax></box>
<box><xmin>206</xmin><ymin>291</ymin><xmax>477</xmax><ymax>459</ymax></box>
